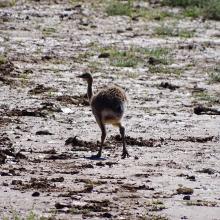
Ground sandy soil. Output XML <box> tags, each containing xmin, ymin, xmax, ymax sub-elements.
<box><xmin>0</xmin><ymin>0</ymin><xmax>220</xmax><ymax>219</ymax></box>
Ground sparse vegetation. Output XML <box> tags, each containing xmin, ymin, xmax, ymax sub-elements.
<box><xmin>100</xmin><ymin>48</ymin><xmax>139</xmax><ymax>67</ymax></box>
<box><xmin>145</xmin><ymin>200</ymin><xmax>166</xmax><ymax>211</ymax></box>
<box><xmin>106</xmin><ymin>0</ymin><xmax>174</xmax><ymax>20</ymax></box>
<box><xmin>42</xmin><ymin>27</ymin><xmax>56</xmax><ymax>37</ymax></box>
<box><xmin>0</xmin><ymin>0</ymin><xmax>16</xmax><ymax>8</ymax></box>
<box><xmin>154</xmin><ymin>24</ymin><xmax>195</xmax><ymax>38</ymax></box>
<box><xmin>99</xmin><ymin>46</ymin><xmax>172</xmax><ymax>68</ymax></box>
<box><xmin>149</xmin><ymin>65</ymin><xmax>181</xmax><ymax>75</ymax></box>
<box><xmin>3</xmin><ymin>210</ymin><xmax>52</xmax><ymax>220</ymax></box>
<box><xmin>183</xmin><ymin>6</ymin><xmax>203</xmax><ymax>18</ymax></box>
<box><xmin>0</xmin><ymin>55</ymin><xmax>7</xmax><ymax>65</ymax></box>
<box><xmin>186</xmin><ymin>200</ymin><xmax>218</xmax><ymax>207</ymax></box>
<box><xmin>163</xmin><ymin>0</ymin><xmax>220</xmax><ymax>20</ymax></box>
<box><xmin>140</xmin><ymin>47</ymin><xmax>172</xmax><ymax>65</ymax></box>
<box><xmin>193</xmin><ymin>91</ymin><xmax>220</xmax><ymax>104</ymax></box>
<box><xmin>106</xmin><ymin>0</ymin><xmax>132</xmax><ymax>16</ymax></box>
<box><xmin>134</xmin><ymin>8</ymin><xmax>174</xmax><ymax>20</ymax></box>
<box><xmin>209</xmin><ymin>66</ymin><xmax>220</xmax><ymax>83</ymax></box>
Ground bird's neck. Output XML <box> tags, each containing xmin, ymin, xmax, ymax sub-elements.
<box><xmin>87</xmin><ymin>80</ymin><xmax>93</xmax><ymax>102</ymax></box>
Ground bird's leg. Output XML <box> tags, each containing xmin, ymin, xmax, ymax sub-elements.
<box><xmin>97</xmin><ymin>123</ymin><xmax>106</xmax><ymax>158</ymax></box>
<box><xmin>119</xmin><ymin>123</ymin><xmax>130</xmax><ymax>159</ymax></box>
<box><xmin>91</xmin><ymin>120</ymin><xmax>106</xmax><ymax>158</ymax></box>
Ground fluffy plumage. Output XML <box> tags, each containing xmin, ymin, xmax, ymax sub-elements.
<box><xmin>77</xmin><ymin>73</ymin><xmax>129</xmax><ymax>159</ymax></box>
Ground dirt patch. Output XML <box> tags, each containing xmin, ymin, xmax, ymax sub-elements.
<box><xmin>65</xmin><ymin>136</ymin><xmax>98</xmax><ymax>151</ymax></box>
<box><xmin>56</xmin><ymin>94</ymin><xmax>89</xmax><ymax>106</ymax></box>
<box><xmin>194</xmin><ymin>105</ymin><xmax>220</xmax><ymax>115</ymax></box>
<box><xmin>28</xmin><ymin>84</ymin><xmax>57</xmax><ymax>95</ymax></box>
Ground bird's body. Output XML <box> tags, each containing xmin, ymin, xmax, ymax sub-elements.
<box><xmin>91</xmin><ymin>86</ymin><xmax>127</xmax><ymax>125</ymax></box>
<box><xmin>77</xmin><ymin>73</ymin><xmax>129</xmax><ymax>159</ymax></box>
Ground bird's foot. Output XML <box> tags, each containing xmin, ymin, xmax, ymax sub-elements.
<box><xmin>121</xmin><ymin>150</ymin><xmax>130</xmax><ymax>159</ymax></box>
<box><xmin>90</xmin><ymin>152</ymin><xmax>101</xmax><ymax>159</ymax></box>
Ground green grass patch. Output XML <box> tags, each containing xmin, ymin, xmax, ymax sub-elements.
<box><xmin>0</xmin><ymin>0</ymin><xmax>16</xmax><ymax>8</ymax></box>
<box><xmin>106</xmin><ymin>0</ymin><xmax>174</xmax><ymax>20</ymax></box>
<box><xmin>145</xmin><ymin>200</ymin><xmax>166</xmax><ymax>211</ymax></box>
<box><xmin>3</xmin><ymin>210</ymin><xmax>52</xmax><ymax>220</ymax></box>
<box><xmin>209</xmin><ymin>66</ymin><xmax>220</xmax><ymax>83</ymax></box>
<box><xmin>162</xmin><ymin>0</ymin><xmax>220</xmax><ymax>20</ymax></box>
<box><xmin>0</xmin><ymin>55</ymin><xmax>7</xmax><ymax>65</ymax></box>
<box><xmin>140</xmin><ymin>47</ymin><xmax>172</xmax><ymax>65</ymax></box>
<box><xmin>110</xmin><ymin>50</ymin><xmax>138</xmax><ymax>67</ymax></box>
<box><xmin>162</xmin><ymin>0</ymin><xmax>206</xmax><ymax>7</ymax></box>
<box><xmin>149</xmin><ymin>65</ymin><xmax>182</xmax><ymax>75</ymax></box>
<box><xmin>193</xmin><ymin>91</ymin><xmax>220</xmax><ymax>104</ymax></box>
<box><xmin>183</xmin><ymin>6</ymin><xmax>203</xmax><ymax>18</ymax></box>
<box><xmin>106</xmin><ymin>0</ymin><xmax>132</xmax><ymax>16</ymax></box>
<box><xmin>154</xmin><ymin>24</ymin><xmax>195</xmax><ymax>38</ymax></box>
<box><xmin>100</xmin><ymin>48</ymin><xmax>139</xmax><ymax>67</ymax></box>
<box><xmin>186</xmin><ymin>200</ymin><xmax>218</xmax><ymax>207</ymax></box>
<box><xmin>99</xmin><ymin>46</ymin><xmax>172</xmax><ymax>68</ymax></box>
<box><xmin>133</xmin><ymin>8</ymin><xmax>174</xmax><ymax>20</ymax></box>
<box><xmin>42</xmin><ymin>27</ymin><xmax>56</xmax><ymax>37</ymax></box>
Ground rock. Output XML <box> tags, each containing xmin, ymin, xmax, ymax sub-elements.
<box><xmin>2</xmin><ymin>182</ymin><xmax>9</xmax><ymax>186</ymax></box>
<box><xmin>103</xmin><ymin>212</ymin><xmax>112</xmax><ymax>218</ymax></box>
<box><xmin>50</xmin><ymin>177</ymin><xmax>64</xmax><ymax>182</ymax></box>
<box><xmin>186</xmin><ymin>175</ymin><xmax>196</xmax><ymax>181</ymax></box>
<box><xmin>197</xmin><ymin>168</ymin><xmax>216</xmax><ymax>175</ymax></box>
<box><xmin>83</xmin><ymin>184</ymin><xmax>93</xmax><ymax>193</ymax></box>
<box><xmin>148</xmin><ymin>56</ymin><xmax>161</xmax><ymax>65</ymax></box>
<box><xmin>36</xmin><ymin>130</ymin><xmax>53</xmax><ymax>135</ymax></box>
<box><xmin>159</xmin><ymin>82</ymin><xmax>179</xmax><ymax>90</ymax></box>
<box><xmin>11</xmin><ymin>180</ymin><xmax>22</xmax><ymax>185</ymax></box>
<box><xmin>55</xmin><ymin>202</ymin><xmax>71</xmax><ymax>209</ymax></box>
<box><xmin>177</xmin><ymin>187</ymin><xmax>193</xmax><ymax>195</ymax></box>
<box><xmin>96</xmin><ymin>162</ymin><xmax>105</xmax><ymax>167</ymax></box>
<box><xmin>98</xmin><ymin>53</ymin><xmax>110</xmax><ymax>58</ymax></box>
<box><xmin>32</xmin><ymin>192</ymin><xmax>40</xmax><ymax>197</ymax></box>
<box><xmin>84</xmin><ymin>164</ymin><xmax>94</xmax><ymax>168</ymax></box>
<box><xmin>0</xmin><ymin>152</ymin><xmax>6</xmax><ymax>164</ymax></box>
<box><xmin>183</xmin><ymin>195</ymin><xmax>191</xmax><ymax>200</ymax></box>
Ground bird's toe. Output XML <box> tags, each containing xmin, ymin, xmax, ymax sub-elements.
<box><xmin>90</xmin><ymin>153</ymin><xmax>101</xmax><ymax>159</ymax></box>
<box><xmin>121</xmin><ymin>150</ymin><xmax>130</xmax><ymax>159</ymax></box>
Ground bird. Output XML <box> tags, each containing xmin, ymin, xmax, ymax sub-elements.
<box><xmin>77</xmin><ymin>72</ymin><xmax>130</xmax><ymax>159</ymax></box>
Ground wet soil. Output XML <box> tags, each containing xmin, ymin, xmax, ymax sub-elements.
<box><xmin>0</xmin><ymin>0</ymin><xmax>220</xmax><ymax>219</ymax></box>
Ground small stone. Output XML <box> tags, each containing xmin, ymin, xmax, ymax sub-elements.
<box><xmin>50</xmin><ymin>176</ymin><xmax>64</xmax><ymax>182</ymax></box>
<box><xmin>198</xmin><ymin>168</ymin><xmax>215</xmax><ymax>175</ymax></box>
<box><xmin>183</xmin><ymin>195</ymin><xmax>190</xmax><ymax>200</ymax></box>
<box><xmin>84</xmin><ymin>164</ymin><xmax>94</xmax><ymax>168</ymax></box>
<box><xmin>96</xmin><ymin>162</ymin><xmax>105</xmax><ymax>167</ymax></box>
<box><xmin>177</xmin><ymin>187</ymin><xmax>193</xmax><ymax>195</ymax></box>
<box><xmin>11</xmin><ymin>180</ymin><xmax>22</xmax><ymax>185</ymax></box>
<box><xmin>98</xmin><ymin>53</ymin><xmax>110</xmax><ymax>58</ymax></box>
<box><xmin>36</xmin><ymin>130</ymin><xmax>53</xmax><ymax>135</ymax></box>
<box><xmin>134</xmin><ymin>155</ymin><xmax>139</xmax><ymax>160</ymax></box>
<box><xmin>103</xmin><ymin>212</ymin><xmax>112</xmax><ymax>218</ymax></box>
<box><xmin>186</xmin><ymin>175</ymin><xmax>196</xmax><ymax>181</ymax></box>
<box><xmin>2</xmin><ymin>182</ymin><xmax>8</xmax><ymax>186</ymax></box>
<box><xmin>32</xmin><ymin>192</ymin><xmax>40</xmax><ymax>197</ymax></box>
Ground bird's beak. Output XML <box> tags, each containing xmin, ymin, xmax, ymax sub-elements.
<box><xmin>77</xmin><ymin>75</ymin><xmax>84</xmax><ymax>78</ymax></box>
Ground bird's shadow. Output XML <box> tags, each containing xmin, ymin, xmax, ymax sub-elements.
<box><xmin>84</xmin><ymin>156</ymin><xmax>107</xmax><ymax>161</ymax></box>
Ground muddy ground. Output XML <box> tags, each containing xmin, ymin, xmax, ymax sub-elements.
<box><xmin>0</xmin><ymin>0</ymin><xmax>220</xmax><ymax>219</ymax></box>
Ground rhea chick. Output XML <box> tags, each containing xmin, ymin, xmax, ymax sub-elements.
<box><xmin>77</xmin><ymin>73</ymin><xmax>130</xmax><ymax>159</ymax></box>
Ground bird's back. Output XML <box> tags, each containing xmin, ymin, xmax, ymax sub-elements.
<box><xmin>91</xmin><ymin>86</ymin><xmax>127</xmax><ymax>123</ymax></box>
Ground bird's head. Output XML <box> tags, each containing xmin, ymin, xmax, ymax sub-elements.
<box><xmin>77</xmin><ymin>72</ymin><xmax>93</xmax><ymax>83</ymax></box>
